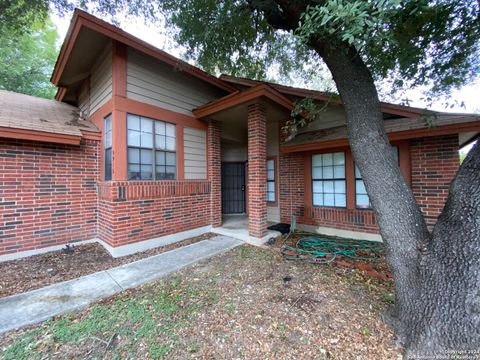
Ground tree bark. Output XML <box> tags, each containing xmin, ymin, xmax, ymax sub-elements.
<box><xmin>312</xmin><ymin>39</ymin><xmax>480</xmax><ymax>355</ymax></box>
<box><xmin>308</xmin><ymin>38</ymin><xmax>432</xmax><ymax>344</ymax></box>
<box><xmin>404</xmin><ymin>142</ymin><xmax>480</xmax><ymax>356</ymax></box>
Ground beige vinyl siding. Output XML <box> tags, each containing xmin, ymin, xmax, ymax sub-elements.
<box><xmin>90</xmin><ymin>44</ymin><xmax>112</xmax><ymax>114</ymax></box>
<box><xmin>126</xmin><ymin>48</ymin><xmax>224</xmax><ymax>116</ymax></box>
<box><xmin>184</xmin><ymin>127</ymin><xmax>207</xmax><ymax>179</ymax></box>
<box><xmin>77</xmin><ymin>43</ymin><xmax>112</xmax><ymax>117</ymax></box>
<box><xmin>78</xmin><ymin>82</ymin><xmax>89</xmax><ymax>117</ymax></box>
<box><xmin>297</xmin><ymin>106</ymin><xmax>346</xmax><ymax>134</ymax></box>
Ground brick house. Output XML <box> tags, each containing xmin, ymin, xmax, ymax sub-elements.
<box><xmin>0</xmin><ymin>9</ymin><xmax>479</xmax><ymax>260</ymax></box>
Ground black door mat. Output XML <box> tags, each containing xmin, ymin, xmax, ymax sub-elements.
<box><xmin>267</xmin><ymin>223</ymin><xmax>291</xmax><ymax>234</ymax></box>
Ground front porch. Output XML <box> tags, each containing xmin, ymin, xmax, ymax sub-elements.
<box><xmin>194</xmin><ymin>85</ymin><xmax>294</xmax><ymax>243</ymax></box>
<box><xmin>212</xmin><ymin>215</ymin><xmax>281</xmax><ymax>245</ymax></box>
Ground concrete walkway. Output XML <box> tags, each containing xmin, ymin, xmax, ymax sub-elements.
<box><xmin>0</xmin><ymin>235</ymin><xmax>242</xmax><ymax>334</ymax></box>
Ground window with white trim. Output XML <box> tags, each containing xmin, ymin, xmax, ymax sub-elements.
<box><xmin>312</xmin><ymin>152</ymin><xmax>346</xmax><ymax>207</ymax></box>
<box><xmin>355</xmin><ymin>146</ymin><xmax>399</xmax><ymax>208</ymax></box>
<box><xmin>266</xmin><ymin>159</ymin><xmax>275</xmax><ymax>203</ymax></box>
<box><xmin>104</xmin><ymin>115</ymin><xmax>112</xmax><ymax>181</ymax></box>
<box><xmin>127</xmin><ymin>114</ymin><xmax>176</xmax><ymax>180</ymax></box>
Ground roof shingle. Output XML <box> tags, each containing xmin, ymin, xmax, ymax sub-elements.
<box><xmin>0</xmin><ymin>90</ymin><xmax>99</xmax><ymax>138</ymax></box>
<box><xmin>284</xmin><ymin>114</ymin><xmax>480</xmax><ymax>147</ymax></box>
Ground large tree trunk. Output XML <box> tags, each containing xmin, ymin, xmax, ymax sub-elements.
<box><xmin>310</xmin><ymin>40</ymin><xmax>480</xmax><ymax>355</ymax></box>
<box><xmin>404</xmin><ymin>142</ymin><xmax>480</xmax><ymax>356</ymax></box>
<box><xmin>311</xmin><ymin>39</ymin><xmax>428</xmax><ymax>334</ymax></box>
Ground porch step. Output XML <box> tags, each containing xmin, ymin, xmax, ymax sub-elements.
<box><xmin>0</xmin><ymin>235</ymin><xmax>243</xmax><ymax>334</ymax></box>
<box><xmin>212</xmin><ymin>226</ymin><xmax>281</xmax><ymax>245</ymax></box>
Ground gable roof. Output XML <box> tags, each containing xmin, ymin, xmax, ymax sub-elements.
<box><xmin>282</xmin><ymin>113</ymin><xmax>480</xmax><ymax>152</ymax></box>
<box><xmin>52</xmin><ymin>9</ymin><xmax>237</xmax><ymax>98</ymax></box>
<box><xmin>193</xmin><ymin>84</ymin><xmax>294</xmax><ymax>118</ymax></box>
<box><xmin>52</xmin><ymin>9</ymin><xmax>477</xmax><ymax>133</ymax></box>
<box><xmin>219</xmin><ymin>74</ymin><xmax>440</xmax><ymax>119</ymax></box>
<box><xmin>0</xmin><ymin>90</ymin><xmax>98</xmax><ymax>145</ymax></box>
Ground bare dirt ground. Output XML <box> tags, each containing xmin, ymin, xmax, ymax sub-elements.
<box><xmin>0</xmin><ymin>233</ymin><xmax>215</xmax><ymax>298</ymax></box>
<box><xmin>0</xmin><ymin>242</ymin><xmax>401</xmax><ymax>359</ymax></box>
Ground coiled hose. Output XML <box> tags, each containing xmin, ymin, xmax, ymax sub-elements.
<box><xmin>280</xmin><ymin>231</ymin><xmax>384</xmax><ymax>264</ymax></box>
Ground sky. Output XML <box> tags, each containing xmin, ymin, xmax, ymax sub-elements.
<box><xmin>50</xmin><ymin>10</ymin><xmax>478</xmax><ymax>152</ymax></box>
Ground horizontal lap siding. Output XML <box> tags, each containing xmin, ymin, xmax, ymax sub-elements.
<box><xmin>126</xmin><ymin>48</ymin><xmax>223</xmax><ymax>116</ymax></box>
<box><xmin>90</xmin><ymin>45</ymin><xmax>112</xmax><ymax>114</ymax></box>
<box><xmin>296</xmin><ymin>106</ymin><xmax>346</xmax><ymax>134</ymax></box>
<box><xmin>184</xmin><ymin>127</ymin><xmax>207</xmax><ymax>180</ymax></box>
<box><xmin>77</xmin><ymin>43</ymin><xmax>112</xmax><ymax>117</ymax></box>
<box><xmin>78</xmin><ymin>82</ymin><xmax>89</xmax><ymax>116</ymax></box>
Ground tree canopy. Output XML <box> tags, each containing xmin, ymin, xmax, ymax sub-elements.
<box><xmin>0</xmin><ymin>17</ymin><xmax>59</xmax><ymax>99</ymax></box>
<box><xmin>159</xmin><ymin>0</ymin><xmax>479</xmax><ymax>98</ymax></box>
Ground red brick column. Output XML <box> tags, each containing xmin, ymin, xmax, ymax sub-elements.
<box><xmin>278</xmin><ymin>120</ymin><xmax>305</xmax><ymax>224</ymax></box>
<box><xmin>207</xmin><ymin>120</ymin><xmax>222</xmax><ymax>227</ymax></box>
<box><xmin>247</xmin><ymin>103</ymin><xmax>267</xmax><ymax>238</ymax></box>
<box><xmin>410</xmin><ymin>135</ymin><xmax>460</xmax><ymax>228</ymax></box>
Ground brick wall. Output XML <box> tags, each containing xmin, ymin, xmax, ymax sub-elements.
<box><xmin>0</xmin><ymin>138</ymin><xmax>99</xmax><ymax>256</ymax></box>
<box><xmin>279</xmin><ymin>135</ymin><xmax>459</xmax><ymax>234</ymax></box>
<box><xmin>247</xmin><ymin>103</ymin><xmax>267</xmax><ymax>238</ymax></box>
<box><xmin>207</xmin><ymin>120</ymin><xmax>222</xmax><ymax>227</ymax></box>
<box><xmin>97</xmin><ymin>181</ymin><xmax>211</xmax><ymax>247</ymax></box>
<box><xmin>300</xmin><ymin>207</ymin><xmax>378</xmax><ymax>233</ymax></box>
<box><xmin>410</xmin><ymin>135</ymin><xmax>459</xmax><ymax>227</ymax></box>
<box><xmin>0</xmin><ymin>131</ymin><xmax>460</xmax><ymax>257</ymax></box>
<box><xmin>279</xmin><ymin>152</ymin><xmax>305</xmax><ymax>224</ymax></box>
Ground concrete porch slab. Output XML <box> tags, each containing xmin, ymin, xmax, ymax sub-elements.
<box><xmin>0</xmin><ymin>235</ymin><xmax>243</xmax><ymax>334</ymax></box>
<box><xmin>212</xmin><ymin>215</ymin><xmax>281</xmax><ymax>245</ymax></box>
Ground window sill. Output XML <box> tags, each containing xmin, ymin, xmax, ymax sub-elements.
<box><xmin>311</xmin><ymin>205</ymin><xmax>347</xmax><ymax>209</ymax></box>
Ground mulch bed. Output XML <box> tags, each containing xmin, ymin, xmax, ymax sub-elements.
<box><xmin>0</xmin><ymin>232</ymin><xmax>216</xmax><ymax>298</ymax></box>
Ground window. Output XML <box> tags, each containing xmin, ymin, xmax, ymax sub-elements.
<box><xmin>127</xmin><ymin>114</ymin><xmax>176</xmax><ymax>180</ymax></box>
<box><xmin>355</xmin><ymin>146</ymin><xmax>399</xmax><ymax>208</ymax></box>
<box><xmin>104</xmin><ymin>115</ymin><xmax>112</xmax><ymax>181</ymax></box>
<box><xmin>312</xmin><ymin>152</ymin><xmax>346</xmax><ymax>207</ymax></box>
<box><xmin>266</xmin><ymin>159</ymin><xmax>275</xmax><ymax>203</ymax></box>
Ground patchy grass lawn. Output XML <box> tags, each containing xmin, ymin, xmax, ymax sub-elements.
<box><xmin>0</xmin><ymin>245</ymin><xmax>400</xmax><ymax>359</ymax></box>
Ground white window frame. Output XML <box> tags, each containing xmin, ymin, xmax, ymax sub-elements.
<box><xmin>266</xmin><ymin>158</ymin><xmax>276</xmax><ymax>204</ymax></box>
<box><xmin>312</xmin><ymin>152</ymin><xmax>346</xmax><ymax>208</ymax></box>
<box><xmin>127</xmin><ymin>114</ymin><xmax>176</xmax><ymax>181</ymax></box>
<box><xmin>104</xmin><ymin>115</ymin><xmax>112</xmax><ymax>181</ymax></box>
<box><xmin>355</xmin><ymin>146</ymin><xmax>399</xmax><ymax>209</ymax></box>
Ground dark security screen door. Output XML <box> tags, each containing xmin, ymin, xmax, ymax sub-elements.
<box><xmin>221</xmin><ymin>162</ymin><xmax>246</xmax><ymax>214</ymax></box>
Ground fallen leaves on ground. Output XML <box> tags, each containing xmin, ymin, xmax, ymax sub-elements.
<box><xmin>0</xmin><ymin>243</ymin><xmax>401</xmax><ymax>359</ymax></box>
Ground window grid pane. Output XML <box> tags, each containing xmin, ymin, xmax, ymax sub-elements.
<box><xmin>104</xmin><ymin>115</ymin><xmax>112</xmax><ymax>181</ymax></box>
<box><xmin>266</xmin><ymin>159</ymin><xmax>275</xmax><ymax>203</ymax></box>
<box><xmin>127</xmin><ymin>114</ymin><xmax>177</xmax><ymax>181</ymax></box>
<box><xmin>155</xmin><ymin>151</ymin><xmax>176</xmax><ymax>180</ymax></box>
<box><xmin>354</xmin><ymin>146</ymin><xmax>399</xmax><ymax>208</ymax></box>
<box><xmin>312</xmin><ymin>152</ymin><xmax>345</xmax><ymax>207</ymax></box>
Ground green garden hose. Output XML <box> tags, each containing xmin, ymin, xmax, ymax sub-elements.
<box><xmin>280</xmin><ymin>231</ymin><xmax>384</xmax><ymax>264</ymax></box>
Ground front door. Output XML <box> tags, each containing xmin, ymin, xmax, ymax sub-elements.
<box><xmin>221</xmin><ymin>162</ymin><xmax>246</xmax><ymax>214</ymax></box>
